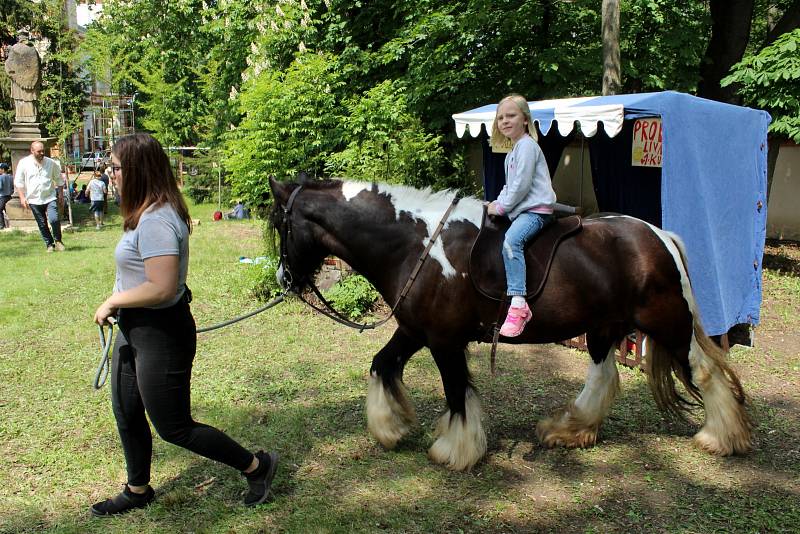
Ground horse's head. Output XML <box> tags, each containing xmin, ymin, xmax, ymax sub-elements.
<box><xmin>269</xmin><ymin>176</ymin><xmax>331</xmax><ymax>292</ymax></box>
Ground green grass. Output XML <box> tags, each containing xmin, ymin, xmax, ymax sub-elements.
<box><xmin>0</xmin><ymin>203</ymin><xmax>798</xmax><ymax>533</ymax></box>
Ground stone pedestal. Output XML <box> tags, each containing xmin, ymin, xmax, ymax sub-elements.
<box><xmin>2</xmin><ymin>122</ymin><xmax>57</xmax><ymax>168</ymax></box>
<box><xmin>0</xmin><ymin>123</ymin><xmax>58</xmax><ymax>229</ymax></box>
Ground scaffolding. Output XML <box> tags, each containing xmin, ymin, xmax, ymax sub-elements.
<box><xmin>85</xmin><ymin>92</ymin><xmax>136</xmax><ymax>152</ymax></box>
<box><xmin>63</xmin><ymin>93</ymin><xmax>136</xmax><ymax>164</ymax></box>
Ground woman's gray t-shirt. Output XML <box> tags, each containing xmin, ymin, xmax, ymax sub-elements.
<box><xmin>114</xmin><ymin>203</ymin><xmax>189</xmax><ymax>308</ymax></box>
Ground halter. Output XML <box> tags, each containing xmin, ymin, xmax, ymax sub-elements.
<box><xmin>278</xmin><ymin>184</ymin><xmax>461</xmax><ymax>332</ymax></box>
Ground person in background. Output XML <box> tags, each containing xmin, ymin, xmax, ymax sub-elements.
<box><xmin>13</xmin><ymin>141</ymin><xmax>66</xmax><ymax>251</ymax></box>
<box><xmin>97</xmin><ymin>168</ymin><xmax>110</xmax><ymax>214</ymax></box>
<box><xmin>87</xmin><ymin>171</ymin><xmax>108</xmax><ymax>229</ymax></box>
<box><xmin>91</xmin><ymin>133</ymin><xmax>279</xmax><ymax>517</ymax></box>
<box><xmin>76</xmin><ymin>183</ymin><xmax>90</xmax><ymax>204</ymax></box>
<box><xmin>0</xmin><ymin>163</ymin><xmax>13</xmax><ymax>229</ymax></box>
<box><xmin>227</xmin><ymin>200</ymin><xmax>250</xmax><ymax>220</ymax></box>
<box><xmin>109</xmin><ymin>169</ymin><xmax>120</xmax><ymax>205</ymax></box>
<box><xmin>487</xmin><ymin>94</ymin><xmax>556</xmax><ymax>337</ymax></box>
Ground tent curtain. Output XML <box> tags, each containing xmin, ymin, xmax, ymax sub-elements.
<box><xmin>588</xmin><ymin>121</ymin><xmax>662</xmax><ymax>227</ymax></box>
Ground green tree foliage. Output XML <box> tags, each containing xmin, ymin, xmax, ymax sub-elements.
<box><xmin>82</xmin><ymin>0</ymin><xmax>208</xmax><ymax>146</ymax></box>
<box><xmin>74</xmin><ymin>0</ymin><xmax>798</xmax><ymax>206</ymax></box>
<box><xmin>223</xmin><ymin>53</ymin><xmax>345</xmax><ymax>207</ymax></box>
<box><xmin>621</xmin><ymin>0</ymin><xmax>710</xmax><ymax>92</ymax></box>
<box><xmin>83</xmin><ymin>0</ymin><xmax>259</xmax><ymax>147</ymax></box>
<box><xmin>325</xmin><ymin>80</ymin><xmax>445</xmax><ymax>187</ymax></box>
<box><xmin>722</xmin><ymin>29</ymin><xmax>800</xmax><ymax>143</ymax></box>
<box><xmin>193</xmin><ymin>1</ymin><xmax>259</xmax><ymax>144</ymax></box>
<box><xmin>0</xmin><ymin>0</ymin><xmax>87</xmax><ymax>153</ymax></box>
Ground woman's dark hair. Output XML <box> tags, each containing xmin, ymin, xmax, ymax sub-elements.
<box><xmin>113</xmin><ymin>133</ymin><xmax>192</xmax><ymax>233</ymax></box>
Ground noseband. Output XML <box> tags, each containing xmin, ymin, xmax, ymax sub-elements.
<box><xmin>278</xmin><ymin>184</ymin><xmax>462</xmax><ymax>331</ymax></box>
<box><xmin>277</xmin><ymin>184</ymin><xmax>305</xmax><ymax>291</ymax></box>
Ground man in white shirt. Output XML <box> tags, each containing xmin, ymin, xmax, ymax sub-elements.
<box><xmin>14</xmin><ymin>141</ymin><xmax>66</xmax><ymax>252</ymax></box>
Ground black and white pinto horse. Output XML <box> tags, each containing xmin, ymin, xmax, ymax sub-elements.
<box><xmin>269</xmin><ymin>177</ymin><xmax>751</xmax><ymax>471</ymax></box>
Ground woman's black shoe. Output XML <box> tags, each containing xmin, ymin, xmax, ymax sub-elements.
<box><xmin>243</xmin><ymin>450</ymin><xmax>279</xmax><ymax>506</ymax></box>
<box><xmin>90</xmin><ymin>485</ymin><xmax>155</xmax><ymax>516</ymax></box>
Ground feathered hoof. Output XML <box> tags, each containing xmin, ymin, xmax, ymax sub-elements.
<box><xmin>366</xmin><ymin>374</ymin><xmax>416</xmax><ymax>449</ymax></box>
<box><xmin>536</xmin><ymin>408</ymin><xmax>600</xmax><ymax>449</ymax></box>
<box><xmin>693</xmin><ymin>426</ymin><xmax>752</xmax><ymax>456</ymax></box>
<box><xmin>427</xmin><ymin>390</ymin><xmax>487</xmax><ymax>471</ymax></box>
<box><xmin>428</xmin><ymin>413</ymin><xmax>486</xmax><ymax>471</ymax></box>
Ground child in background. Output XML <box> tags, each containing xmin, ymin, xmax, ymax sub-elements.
<box><xmin>487</xmin><ymin>94</ymin><xmax>557</xmax><ymax>337</ymax></box>
<box><xmin>87</xmin><ymin>171</ymin><xmax>107</xmax><ymax>229</ymax></box>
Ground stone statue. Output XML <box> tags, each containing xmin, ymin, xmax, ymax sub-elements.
<box><xmin>4</xmin><ymin>33</ymin><xmax>41</xmax><ymax>123</ymax></box>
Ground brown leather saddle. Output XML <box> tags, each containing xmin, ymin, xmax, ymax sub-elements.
<box><xmin>469</xmin><ymin>210</ymin><xmax>582</xmax><ymax>301</ymax></box>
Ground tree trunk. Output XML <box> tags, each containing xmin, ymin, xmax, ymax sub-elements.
<box><xmin>765</xmin><ymin>0</ymin><xmax>800</xmax><ymax>46</ymax></box>
<box><xmin>697</xmin><ymin>0</ymin><xmax>754</xmax><ymax>103</ymax></box>
<box><xmin>602</xmin><ymin>0</ymin><xmax>621</xmax><ymax>96</ymax></box>
<box><xmin>766</xmin><ymin>135</ymin><xmax>781</xmax><ymax>201</ymax></box>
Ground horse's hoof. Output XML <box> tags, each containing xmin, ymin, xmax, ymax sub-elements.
<box><xmin>536</xmin><ymin>414</ymin><xmax>599</xmax><ymax>449</ymax></box>
<box><xmin>428</xmin><ymin>433</ymin><xmax>485</xmax><ymax>472</ymax></box>
<box><xmin>428</xmin><ymin>392</ymin><xmax>487</xmax><ymax>471</ymax></box>
<box><xmin>693</xmin><ymin>427</ymin><xmax>752</xmax><ymax>456</ymax></box>
<box><xmin>366</xmin><ymin>375</ymin><xmax>416</xmax><ymax>449</ymax></box>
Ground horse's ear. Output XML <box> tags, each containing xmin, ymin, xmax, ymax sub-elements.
<box><xmin>269</xmin><ymin>175</ymin><xmax>290</xmax><ymax>206</ymax></box>
<box><xmin>297</xmin><ymin>170</ymin><xmax>312</xmax><ymax>185</ymax></box>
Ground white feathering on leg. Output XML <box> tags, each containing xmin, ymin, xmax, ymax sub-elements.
<box><xmin>428</xmin><ymin>388</ymin><xmax>487</xmax><ymax>471</ymax></box>
<box><xmin>366</xmin><ymin>373</ymin><xmax>416</xmax><ymax>449</ymax></box>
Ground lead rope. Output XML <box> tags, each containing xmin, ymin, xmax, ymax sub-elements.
<box><xmin>94</xmin><ymin>317</ymin><xmax>116</xmax><ymax>389</ymax></box>
<box><xmin>94</xmin><ymin>294</ymin><xmax>286</xmax><ymax>389</ymax></box>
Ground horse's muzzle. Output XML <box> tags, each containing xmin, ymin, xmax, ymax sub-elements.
<box><xmin>276</xmin><ymin>263</ymin><xmax>290</xmax><ymax>290</ymax></box>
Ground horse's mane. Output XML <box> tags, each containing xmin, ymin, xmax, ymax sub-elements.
<box><xmin>268</xmin><ymin>177</ymin><xmax>484</xmax><ymax>257</ymax></box>
<box><xmin>296</xmin><ymin>178</ymin><xmax>476</xmax><ymax>208</ymax></box>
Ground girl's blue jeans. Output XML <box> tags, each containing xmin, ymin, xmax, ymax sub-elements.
<box><xmin>502</xmin><ymin>212</ymin><xmax>553</xmax><ymax>296</ymax></box>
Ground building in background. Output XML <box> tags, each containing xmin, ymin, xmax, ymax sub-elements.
<box><xmin>63</xmin><ymin>0</ymin><xmax>135</xmax><ymax>168</ymax></box>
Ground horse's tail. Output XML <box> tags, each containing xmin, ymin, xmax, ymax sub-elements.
<box><xmin>646</xmin><ymin>232</ymin><xmax>750</xmax><ymax>454</ymax></box>
<box><xmin>644</xmin><ymin>231</ymin><xmax>700</xmax><ymax>417</ymax></box>
<box><xmin>665</xmin><ymin>232</ymin><xmax>746</xmax><ymax>406</ymax></box>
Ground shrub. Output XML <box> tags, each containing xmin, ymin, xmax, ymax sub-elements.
<box><xmin>241</xmin><ymin>255</ymin><xmax>284</xmax><ymax>301</ymax></box>
<box><xmin>223</xmin><ymin>53</ymin><xmax>346</xmax><ymax>208</ymax></box>
<box><xmin>325</xmin><ymin>80</ymin><xmax>446</xmax><ymax>188</ymax></box>
<box><xmin>324</xmin><ymin>273</ymin><xmax>380</xmax><ymax>320</ymax></box>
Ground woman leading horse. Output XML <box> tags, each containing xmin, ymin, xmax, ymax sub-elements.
<box><xmin>269</xmin><ymin>177</ymin><xmax>751</xmax><ymax>472</ymax></box>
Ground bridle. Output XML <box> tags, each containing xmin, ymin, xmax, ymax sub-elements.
<box><xmin>277</xmin><ymin>184</ymin><xmax>461</xmax><ymax>332</ymax></box>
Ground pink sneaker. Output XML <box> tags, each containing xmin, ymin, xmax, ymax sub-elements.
<box><xmin>499</xmin><ymin>303</ymin><xmax>532</xmax><ymax>337</ymax></box>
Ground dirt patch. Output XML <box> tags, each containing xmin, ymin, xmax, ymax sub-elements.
<box><xmin>752</xmin><ymin>239</ymin><xmax>800</xmax><ymax>397</ymax></box>
<box><xmin>763</xmin><ymin>238</ymin><xmax>800</xmax><ymax>276</ymax></box>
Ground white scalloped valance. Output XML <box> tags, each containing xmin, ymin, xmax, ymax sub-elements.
<box><xmin>452</xmin><ymin>96</ymin><xmax>626</xmax><ymax>139</ymax></box>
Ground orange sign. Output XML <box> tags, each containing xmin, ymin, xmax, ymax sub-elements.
<box><xmin>631</xmin><ymin>118</ymin><xmax>662</xmax><ymax>167</ymax></box>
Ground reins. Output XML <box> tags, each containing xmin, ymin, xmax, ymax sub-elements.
<box><xmin>195</xmin><ymin>294</ymin><xmax>285</xmax><ymax>333</ymax></box>
<box><xmin>281</xmin><ymin>186</ymin><xmax>462</xmax><ymax>332</ymax></box>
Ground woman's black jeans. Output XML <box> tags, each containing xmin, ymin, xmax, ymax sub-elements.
<box><xmin>111</xmin><ymin>297</ymin><xmax>253</xmax><ymax>486</ymax></box>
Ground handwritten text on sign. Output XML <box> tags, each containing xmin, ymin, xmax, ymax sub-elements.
<box><xmin>631</xmin><ymin>118</ymin><xmax>662</xmax><ymax>168</ymax></box>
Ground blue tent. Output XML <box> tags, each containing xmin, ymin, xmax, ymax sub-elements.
<box><xmin>453</xmin><ymin>91</ymin><xmax>771</xmax><ymax>337</ymax></box>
